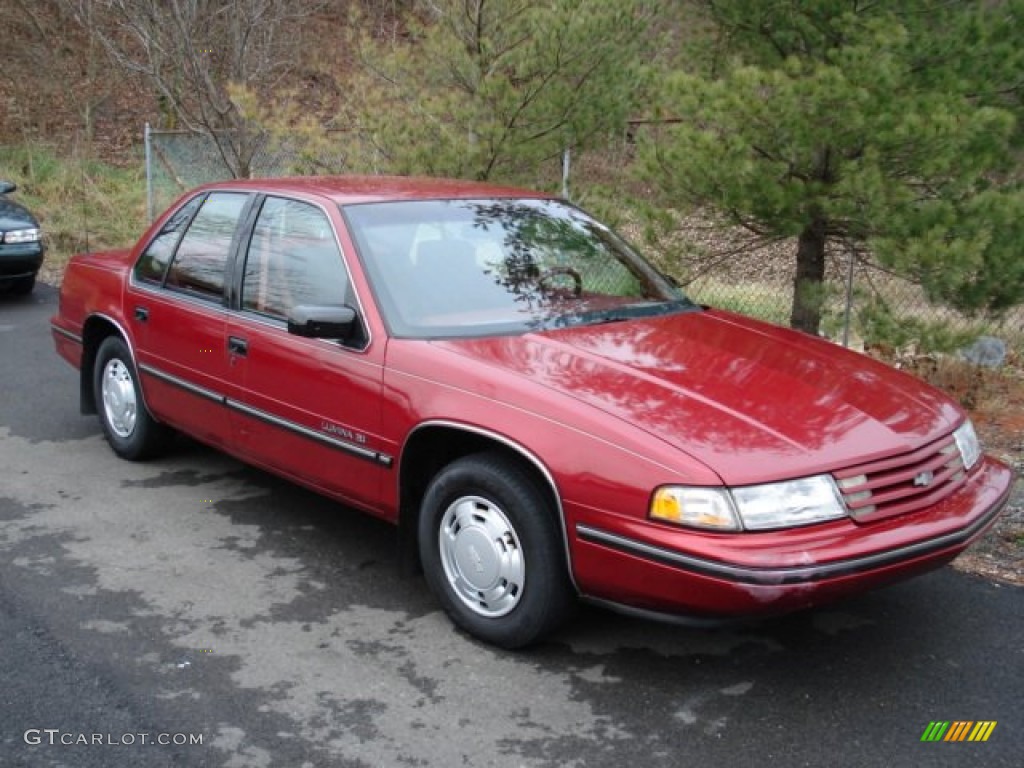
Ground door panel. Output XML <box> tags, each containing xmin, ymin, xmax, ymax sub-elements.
<box><xmin>129</xmin><ymin>287</ymin><xmax>232</xmax><ymax>447</ymax></box>
<box><xmin>227</xmin><ymin>318</ymin><xmax>387</xmax><ymax>509</ymax></box>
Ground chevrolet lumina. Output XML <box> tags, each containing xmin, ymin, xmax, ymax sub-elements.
<box><xmin>51</xmin><ymin>177</ymin><xmax>1013</xmax><ymax>648</ymax></box>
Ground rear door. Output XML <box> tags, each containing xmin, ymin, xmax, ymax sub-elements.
<box><xmin>128</xmin><ymin>191</ymin><xmax>252</xmax><ymax>448</ymax></box>
<box><xmin>224</xmin><ymin>195</ymin><xmax>389</xmax><ymax>511</ymax></box>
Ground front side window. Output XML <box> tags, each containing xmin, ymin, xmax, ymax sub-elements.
<box><xmin>344</xmin><ymin>198</ymin><xmax>695</xmax><ymax>338</ymax></box>
<box><xmin>163</xmin><ymin>192</ymin><xmax>249</xmax><ymax>299</ymax></box>
<box><xmin>241</xmin><ymin>196</ymin><xmax>350</xmax><ymax>319</ymax></box>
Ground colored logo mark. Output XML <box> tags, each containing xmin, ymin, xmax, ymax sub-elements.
<box><xmin>921</xmin><ymin>721</ymin><xmax>997</xmax><ymax>742</ymax></box>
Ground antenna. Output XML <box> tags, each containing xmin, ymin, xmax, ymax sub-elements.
<box><xmin>79</xmin><ymin>139</ymin><xmax>90</xmax><ymax>253</ymax></box>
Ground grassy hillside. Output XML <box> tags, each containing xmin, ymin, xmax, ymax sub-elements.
<box><xmin>0</xmin><ymin>145</ymin><xmax>147</xmax><ymax>277</ymax></box>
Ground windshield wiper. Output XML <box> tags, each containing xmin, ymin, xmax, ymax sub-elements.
<box><xmin>537</xmin><ymin>300</ymin><xmax>697</xmax><ymax>331</ymax></box>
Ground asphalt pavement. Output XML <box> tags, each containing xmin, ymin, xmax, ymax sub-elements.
<box><xmin>1</xmin><ymin>285</ymin><xmax>1021</xmax><ymax>767</ymax></box>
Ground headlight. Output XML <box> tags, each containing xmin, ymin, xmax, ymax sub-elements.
<box><xmin>953</xmin><ymin>419</ymin><xmax>981</xmax><ymax>470</ymax></box>
<box><xmin>651</xmin><ymin>475</ymin><xmax>847</xmax><ymax>532</ymax></box>
<box><xmin>731</xmin><ymin>475</ymin><xmax>847</xmax><ymax>530</ymax></box>
<box><xmin>1</xmin><ymin>228</ymin><xmax>41</xmax><ymax>244</ymax></box>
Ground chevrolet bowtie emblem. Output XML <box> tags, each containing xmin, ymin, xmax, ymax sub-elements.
<box><xmin>913</xmin><ymin>470</ymin><xmax>935</xmax><ymax>487</ymax></box>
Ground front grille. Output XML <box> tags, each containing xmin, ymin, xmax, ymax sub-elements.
<box><xmin>833</xmin><ymin>435</ymin><xmax>967</xmax><ymax>523</ymax></box>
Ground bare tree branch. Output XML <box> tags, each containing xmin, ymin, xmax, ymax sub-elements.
<box><xmin>73</xmin><ymin>0</ymin><xmax>322</xmax><ymax>177</ymax></box>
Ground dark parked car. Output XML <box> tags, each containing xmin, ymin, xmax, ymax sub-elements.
<box><xmin>51</xmin><ymin>176</ymin><xmax>1013</xmax><ymax>648</ymax></box>
<box><xmin>0</xmin><ymin>180</ymin><xmax>44</xmax><ymax>295</ymax></box>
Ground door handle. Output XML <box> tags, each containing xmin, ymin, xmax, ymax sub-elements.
<box><xmin>134</xmin><ymin>306</ymin><xmax>149</xmax><ymax>322</ymax></box>
<box><xmin>228</xmin><ymin>336</ymin><xmax>248</xmax><ymax>356</ymax></box>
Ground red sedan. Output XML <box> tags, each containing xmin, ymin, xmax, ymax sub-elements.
<box><xmin>51</xmin><ymin>177</ymin><xmax>1013</xmax><ymax>648</ymax></box>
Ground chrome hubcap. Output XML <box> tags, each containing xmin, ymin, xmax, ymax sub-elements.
<box><xmin>101</xmin><ymin>358</ymin><xmax>137</xmax><ymax>438</ymax></box>
<box><xmin>439</xmin><ymin>495</ymin><xmax>525</xmax><ymax>618</ymax></box>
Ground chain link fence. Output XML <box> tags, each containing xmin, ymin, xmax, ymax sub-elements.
<box><xmin>679</xmin><ymin>252</ymin><xmax>1024</xmax><ymax>358</ymax></box>
<box><xmin>144</xmin><ymin>125</ymin><xmax>369</xmax><ymax>221</ymax></box>
<box><xmin>144</xmin><ymin>127</ymin><xmax>1023</xmax><ymax>357</ymax></box>
<box><xmin>653</xmin><ymin>226</ymin><xmax>1024</xmax><ymax>359</ymax></box>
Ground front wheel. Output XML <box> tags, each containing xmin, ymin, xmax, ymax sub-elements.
<box><xmin>93</xmin><ymin>336</ymin><xmax>171</xmax><ymax>460</ymax></box>
<box><xmin>418</xmin><ymin>453</ymin><xmax>574</xmax><ymax>648</ymax></box>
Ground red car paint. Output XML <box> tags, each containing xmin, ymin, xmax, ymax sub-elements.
<box><xmin>51</xmin><ymin>176</ymin><xmax>1013</xmax><ymax>626</ymax></box>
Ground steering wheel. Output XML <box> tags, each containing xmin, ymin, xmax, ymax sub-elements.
<box><xmin>537</xmin><ymin>266</ymin><xmax>583</xmax><ymax>297</ymax></box>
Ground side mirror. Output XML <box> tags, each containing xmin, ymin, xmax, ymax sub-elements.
<box><xmin>287</xmin><ymin>305</ymin><xmax>358</xmax><ymax>340</ymax></box>
<box><xmin>0</xmin><ymin>181</ymin><xmax>16</xmax><ymax>195</ymax></box>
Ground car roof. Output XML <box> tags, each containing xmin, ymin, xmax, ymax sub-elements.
<box><xmin>195</xmin><ymin>175</ymin><xmax>558</xmax><ymax>205</ymax></box>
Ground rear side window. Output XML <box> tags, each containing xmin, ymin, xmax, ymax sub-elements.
<box><xmin>164</xmin><ymin>192</ymin><xmax>249</xmax><ymax>300</ymax></box>
<box><xmin>135</xmin><ymin>195</ymin><xmax>203</xmax><ymax>284</ymax></box>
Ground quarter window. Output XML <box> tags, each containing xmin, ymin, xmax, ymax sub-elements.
<box><xmin>241</xmin><ymin>197</ymin><xmax>349</xmax><ymax>319</ymax></box>
<box><xmin>164</xmin><ymin>192</ymin><xmax>249</xmax><ymax>299</ymax></box>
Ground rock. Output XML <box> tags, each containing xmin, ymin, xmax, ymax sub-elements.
<box><xmin>959</xmin><ymin>336</ymin><xmax>1007</xmax><ymax>368</ymax></box>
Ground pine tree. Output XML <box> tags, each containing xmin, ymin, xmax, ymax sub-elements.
<box><xmin>351</xmin><ymin>0</ymin><xmax>661</xmax><ymax>183</ymax></box>
<box><xmin>643</xmin><ymin>1</ymin><xmax>1024</xmax><ymax>333</ymax></box>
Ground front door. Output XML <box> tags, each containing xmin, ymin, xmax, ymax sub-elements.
<box><xmin>225</xmin><ymin>195</ymin><xmax>388</xmax><ymax>511</ymax></box>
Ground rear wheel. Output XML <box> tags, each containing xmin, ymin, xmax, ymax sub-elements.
<box><xmin>93</xmin><ymin>336</ymin><xmax>171</xmax><ymax>460</ymax></box>
<box><xmin>418</xmin><ymin>453</ymin><xmax>574</xmax><ymax>648</ymax></box>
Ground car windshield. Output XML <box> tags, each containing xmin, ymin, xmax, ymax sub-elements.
<box><xmin>343</xmin><ymin>198</ymin><xmax>697</xmax><ymax>338</ymax></box>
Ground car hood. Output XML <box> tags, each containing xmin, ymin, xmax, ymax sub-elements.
<box><xmin>432</xmin><ymin>310</ymin><xmax>963</xmax><ymax>484</ymax></box>
<box><xmin>0</xmin><ymin>196</ymin><xmax>39</xmax><ymax>231</ymax></box>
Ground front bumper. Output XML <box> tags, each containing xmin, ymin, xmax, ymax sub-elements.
<box><xmin>570</xmin><ymin>456</ymin><xmax>1013</xmax><ymax>618</ymax></box>
<box><xmin>0</xmin><ymin>242</ymin><xmax>45</xmax><ymax>278</ymax></box>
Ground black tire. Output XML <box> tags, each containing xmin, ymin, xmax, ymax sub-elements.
<box><xmin>10</xmin><ymin>274</ymin><xmax>35</xmax><ymax>295</ymax></box>
<box><xmin>93</xmin><ymin>336</ymin><xmax>171</xmax><ymax>460</ymax></box>
<box><xmin>418</xmin><ymin>452</ymin><xmax>575</xmax><ymax>648</ymax></box>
